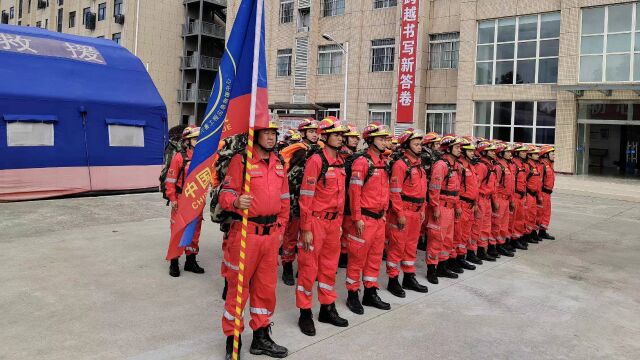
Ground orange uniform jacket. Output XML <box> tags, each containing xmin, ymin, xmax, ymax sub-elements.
<box><xmin>165</xmin><ymin>148</ymin><xmax>193</xmax><ymax>203</ymax></box>
<box><xmin>389</xmin><ymin>151</ymin><xmax>427</xmax><ymax>217</ymax></box>
<box><xmin>350</xmin><ymin>149</ymin><xmax>390</xmax><ymax>222</ymax></box>
<box><xmin>428</xmin><ymin>156</ymin><xmax>461</xmax><ymax>209</ymax></box>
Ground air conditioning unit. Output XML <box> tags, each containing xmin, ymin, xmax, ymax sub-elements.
<box><xmin>85</xmin><ymin>12</ymin><xmax>96</xmax><ymax>30</ymax></box>
<box><xmin>114</xmin><ymin>14</ymin><xmax>125</xmax><ymax>25</ymax></box>
<box><xmin>1</xmin><ymin>13</ymin><xmax>8</xmax><ymax>24</ymax></box>
<box><xmin>37</xmin><ymin>0</ymin><xmax>47</xmax><ymax>9</ymax></box>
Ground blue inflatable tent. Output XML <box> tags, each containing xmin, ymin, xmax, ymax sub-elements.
<box><xmin>0</xmin><ymin>25</ymin><xmax>168</xmax><ymax>201</ymax></box>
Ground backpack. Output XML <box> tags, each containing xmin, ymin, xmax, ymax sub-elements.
<box><xmin>479</xmin><ymin>159</ymin><xmax>497</xmax><ymax>185</ymax></box>
<box><xmin>344</xmin><ymin>150</ymin><xmax>388</xmax><ymax>214</ymax></box>
<box><xmin>388</xmin><ymin>150</ymin><xmax>422</xmax><ymax>185</ymax></box>
<box><xmin>287</xmin><ymin>143</ymin><xmax>325</xmax><ymax>218</ymax></box>
<box><xmin>159</xmin><ymin>139</ymin><xmax>188</xmax><ymax>204</ymax></box>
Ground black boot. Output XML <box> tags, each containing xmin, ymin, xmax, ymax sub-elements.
<box><xmin>402</xmin><ymin>272</ymin><xmax>428</xmax><ymax>293</ymax></box>
<box><xmin>346</xmin><ymin>290</ymin><xmax>364</xmax><ymax>315</ymax></box>
<box><xmin>387</xmin><ymin>276</ymin><xmax>406</xmax><ymax>298</ymax></box>
<box><xmin>466</xmin><ymin>250</ymin><xmax>483</xmax><ymax>265</ymax></box>
<box><xmin>250</xmin><ymin>324</ymin><xmax>288</xmax><ymax>358</ymax></box>
<box><xmin>487</xmin><ymin>244</ymin><xmax>501</xmax><ymax>258</ymax></box>
<box><xmin>222</xmin><ymin>278</ymin><xmax>228</xmax><ymax>300</ymax></box>
<box><xmin>526</xmin><ymin>232</ymin><xmax>539</xmax><ymax>244</ymax></box>
<box><xmin>318</xmin><ymin>303</ymin><xmax>348</xmax><ymax>327</ymax></box>
<box><xmin>497</xmin><ymin>244</ymin><xmax>514</xmax><ymax>257</ymax></box>
<box><xmin>225</xmin><ymin>335</ymin><xmax>241</xmax><ymax>360</ymax></box>
<box><xmin>534</xmin><ymin>230</ymin><xmax>543</xmax><ymax>242</ymax></box>
<box><xmin>457</xmin><ymin>255</ymin><xmax>476</xmax><ymax>270</ymax></box>
<box><xmin>417</xmin><ymin>235</ymin><xmax>427</xmax><ymax>251</ymax></box>
<box><xmin>281</xmin><ymin>262</ymin><xmax>294</xmax><ymax>286</ymax></box>
<box><xmin>512</xmin><ymin>237</ymin><xmax>527</xmax><ymax>250</ymax></box>
<box><xmin>362</xmin><ymin>287</ymin><xmax>391</xmax><ymax>310</ymax></box>
<box><xmin>298</xmin><ymin>309</ymin><xmax>316</xmax><ymax>336</ymax></box>
<box><xmin>504</xmin><ymin>239</ymin><xmax>515</xmax><ymax>252</ymax></box>
<box><xmin>436</xmin><ymin>262</ymin><xmax>458</xmax><ymax>278</ymax></box>
<box><xmin>447</xmin><ymin>258</ymin><xmax>464</xmax><ymax>274</ymax></box>
<box><xmin>338</xmin><ymin>253</ymin><xmax>348</xmax><ymax>268</ymax></box>
<box><xmin>426</xmin><ymin>264</ymin><xmax>439</xmax><ymax>284</ymax></box>
<box><xmin>184</xmin><ymin>254</ymin><xmax>205</xmax><ymax>274</ymax></box>
<box><xmin>539</xmin><ymin>229</ymin><xmax>555</xmax><ymax>240</ymax></box>
<box><xmin>382</xmin><ymin>249</ymin><xmax>387</xmax><ymax>261</ymax></box>
<box><xmin>477</xmin><ymin>247</ymin><xmax>496</xmax><ymax>262</ymax></box>
<box><xmin>169</xmin><ymin>258</ymin><xmax>180</xmax><ymax>277</ymax></box>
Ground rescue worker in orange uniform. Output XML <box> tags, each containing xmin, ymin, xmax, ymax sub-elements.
<box><xmin>280</xmin><ymin>119</ymin><xmax>320</xmax><ymax>286</ymax></box>
<box><xmin>165</xmin><ymin>126</ymin><xmax>205</xmax><ymax>277</ymax></box>
<box><xmin>296</xmin><ymin>118</ymin><xmax>349</xmax><ymax>336</ymax></box>
<box><xmin>474</xmin><ymin>141</ymin><xmax>498</xmax><ymax>262</ymax></box>
<box><xmin>418</xmin><ymin>132</ymin><xmax>442</xmax><ymax>251</ymax></box>
<box><xmin>538</xmin><ymin>146</ymin><xmax>556</xmax><ymax>240</ymax></box>
<box><xmin>512</xmin><ymin>144</ymin><xmax>531</xmax><ymax>249</ymax></box>
<box><xmin>218</xmin><ymin>121</ymin><xmax>289</xmax><ymax>360</ymax></box>
<box><xmin>491</xmin><ymin>143</ymin><xmax>515</xmax><ymax>257</ymax></box>
<box><xmin>385</xmin><ymin>129</ymin><xmax>429</xmax><ymax>298</ymax></box>
<box><xmin>426</xmin><ymin>135</ymin><xmax>463</xmax><ymax>284</ymax></box>
<box><xmin>455</xmin><ymin>138</ymin><xmax>482</xmax><ymax>268</ymax></box>
<box><xmin>338</xmin><ymin>124</ymin><xmax>361</xmax><ymax>268</ymax></box>
<box><xmin>345</xmin><ymin>123</ymin><xmax>392</xmax><ymax>313</ymax></box>
<box><xmin>503</xmin><ymin>144</ymin><xmax>527</xmax><ymax>251</ymax></box>
<box><xmin>525</xmin><ymin>146</ymin><xmax>544</xmax><ymax>244</ymax></box>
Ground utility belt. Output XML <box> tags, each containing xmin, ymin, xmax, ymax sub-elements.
<box><xmin>460</xmin><ymin>195</ymin><xmax>475</xmax><ymax>205</ymax></box>
<box><xmin>440</xmin><ymin>190</ymin><xmax>459</xmax><ymax>197</ymax></box>
<box><xmin>312</xmin><ymin>210</ymin><xmax>340</xmax><ymax>221</ymax></box>
<box><xmin>362</xmin><ymin>208</ymin><xmax>385</xmax><ymax>220</ymax></box>
<box><xmin>230</xmin><ymin>213</ymin><xmax>278</xmax><ymax>235</ymax></box>
<box><xmin>542</xmin><ymin>188</ymin><xmax>553</xmax><ymax>194</ymax></box>
<box><xmin>527</xmin><ymin>189</ymin><xmax>538</xmax><ymax>197</ymax></box>
<box><xmin>401</xmin><ymin>194</ymin><xmax>425</xmax><ymax>204</ymax></box>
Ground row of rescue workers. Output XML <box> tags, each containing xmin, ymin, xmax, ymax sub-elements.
<box><xmin>161</xmin><ymin>117</ymin><xmax>557</xmax><ymax>359</ymax></box>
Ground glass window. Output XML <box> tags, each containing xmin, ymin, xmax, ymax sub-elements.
<box><xmin>318</xmin><ymin>44</ymin><xmax>343</xmax><ymax>75</ymax></box>
<box><xmin>429</xmin><ymin>33</ymin><xmax>459</xmax><ymax>69</ymax></box>
<box><xmin>108</xmin><ymin>125</ymin><xmax>144</xmax><ymax>147</ymax></box>
<box><xmin>112</xmin><ymin>32</ymin><xmax>121</xmax><ymax>44</ymax></box>
<box><xmin>276</xmin><ymin>49</ymin><xmax>292</xmax><ymax>77</ymax></box>
<box><xmin>582</xmin><ymin>7</ymin><xmax>605</xmax><ymax>35</ymax></box>
<box><xmin>581</xmin><ymin>36</ymin><xmax>603</xmax><ymax>54</ymax></box>
<box><xmin>114</xmin><ymin>0</ymin><xmax>123</xmax><ymax>16</ymax></box>
<box><xmin>82</xmin><ymin>7</ymin><xmax>90</xmax><ymax>25</ymax></box>
<box><xmin>606</xmin><ymin>54</ymin><xmax>630</xmax><ymax>81</ymax></box>
<box><xmin>426</xmin><ymin>105</ymin><xmax>456</xmax><ymax>135</ymax></box>
<box><xmin>374</xmin><ymin>0</ymin><xmax>397</xmax><ymax>9</ymax></box>
<box><xmin>473</xmin><ymin>101</ymin><xmax>556</xmax><ymax>144</ymax></box>
<box><xmin>280</xmin><ymin>0</ymin><xmax>293</xmax><ymax>24</ymax></box>
<box><xmin>607</xmin><ymin>33</ymin><xmax>631</xmax><ymax>53</ymax></box>
<box><xmin>7</xmin><ymin>122</ymin><xmax>54</xmax><ymax>147</ymax></box>
<box><xmin>98</xmin><ymin>3</ymin><xmax>106</xmax><ymax>21</ymax></box>
<box><xmin>608</xmin><ymin>3</ymin><xmax>633</xmax><ymax>33</ymax></box>
<box><xmin>371</xmin><ymin>38</ymin><xmax>395</xmax><ymax>72</ymax></box>
<box><xmin>477</xmin><ymin>13</ymin><xmax>559</xmax><ymax>85</ymax></box>
<box><xmin>580</xmin><ymin>55</ymin><xmax>603</xmax><ymax>82</ymax></box>
<box><xmin>369</xmin><ymin>104</ymin><xmax>392</xmax><ymax>126</ymax></box>
<box><xmin>322</xmin><ymin>0</ymin><xmax>345</xmax><ymax>17</ymax></box>
<box><xmin>68</xmin><ymin>11</ymin><xmax>75</xmax><ymax>28</ymax></box>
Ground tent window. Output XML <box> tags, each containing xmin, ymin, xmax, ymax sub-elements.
<box><xmin>7</xmin><ymin>122</ymin><xmax>54</xmax><ymax>146</ymax></box>
<box><xmin>108</xmin><ymin>124</ymin><xmax>144</xmax><ymax>147</ymax></box>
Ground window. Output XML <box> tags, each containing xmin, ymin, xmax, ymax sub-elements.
<box><xmin>18</xmin><ymin>0</ymin><xmax>23</xmax><ymax>18</ymax></box>
<box><xmin>318</xmin><ymin>104</ymin><xmax>341</xmax><ymax>119</ymax></box>
<box><xmin>579</xmin><ymin>3</ymin><xmax>640</xmax><ymax>82</ymax></box>
<box><xmin>57</xmin><ymin>7</ymin><xmax>62</xmax><ymax>32</ymax></box>
<box><xmin>6</xmin><ymin>121</ymin><xmax>55</xmax><ymax>147</ymax></box>
<box><xmin>276</xmin><ymin>49</ymin><xmax>292</xmax><ymax>77</ymax></box>
<box><xmin>35</xmin><ymin>21</ymin><xmax>41</xmax><ymax>28</ymax></box>
<box><xmin>59</xmin><ymin>0</ymin><xmax>63</xmax><ymax>5</ymax></box>
<box><xmin>108</xmin><ymin>125</ymin><xmax>144</xmax><ymax>147</ymax></box>
<box><xmin>297</xmin><ymin>8</ymin><xmax>310</xmax><ymax>32</ymax></box>
<box><xmin>430</xmin><ymin>33</ymin><xmax>460</xmax><ymax>69</ymax></box>
<box><xmin>473</xmin><ymin>101</ymin><xmax>556</xmax><ymax>144</ymax></box>
<box><xmin>426</xmin><ymin>104</ymin><xmax>456</xmax><ymax>134</ymax></box>
<box><xmin>374</xmin><ymin>0</ymin><xmax>397</xmax><ymax>9</ymax></box>
<box><xmin>10</xmin><ymin>7</ymin><xmax>14</xmax><ymax>19</ymax></box>
<box><xmin>279</xmin><ymin>0</ymin><xmax>293</xmax><ymax>24</ymax></box>
<box><xmin>322</xmin><ymin>0</ymin><xmax>345</xmax><ymax>17</ymax></box>
<box><xmin>45</xmin><ymin>18</ymin><xmax>48</xmax><ymax>29</ymax></box>
<box><xmin>371</xmin><ymin>38</ymin><xmax>395</xmax><ymax>72</ymax></box>
<box><xmin>114</xmin><ymin>0</ymin><xmax>123</xmax><ymax>16</ymax></box>
<box><xmin>369</xmin><ymin>104</ymin><xmax>392</xmax><ymax>126</ymax></box>
<box><xmin>476</xmin><ymin>13</ymin><xmax>560</xmax><ymax>85</ymax></box>
<box><xmin>69</xmin><ymin>11</ymin><xmax>75</xmax><ymax>28</ymax></box>
<box><xmin>318</xmin><ymin>44</ymin><xmax>343</xmax><ymax>75</ymax></box>
<box><xmin>98</xmin><ymin>3</ymin><xmax>106</xmax><ymax>21</ymax></box>
<box><xmin>82</xmin><ymin>7</ymin><xmax>90</xmax><ymax>25</ymax></box>
<box><xmin>112</xmin><ymin>32</ymin><xmax>121</xmax><ymax>44</ymax></box>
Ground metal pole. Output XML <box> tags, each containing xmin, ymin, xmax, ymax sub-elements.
<box><xmin>343</xmin><ymin>42</ymin><xmax>349</xmax><ymax>122</ymax></box>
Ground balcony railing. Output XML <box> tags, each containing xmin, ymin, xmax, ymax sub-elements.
<box><xmin>182</xmin><ymin>20</ymin><xmax>225</xmax><ymax>39</ymax></box>
<box><xmin>178</xmin><ymin>89</ymin><xmax>212</xmax><ymax>103</ymax></box>
<box><xmin>181</xmin><ymin>54</ymin><xmax>221</xmax><ymax>71</ymax></box>
<box><xmin>183</xmin><ymin>0</ymin><xmax>227</xmax><ymax>6</ymax></box>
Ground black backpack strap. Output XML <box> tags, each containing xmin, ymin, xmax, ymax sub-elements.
<box><xmin>400</xmin><ymin>156</ymin><xmax>414</xmax><ymax>184</ymax></box>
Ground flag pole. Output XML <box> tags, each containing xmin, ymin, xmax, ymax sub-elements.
<box><xmin>233</xmin><ymin>0</ymin><xmax>264</xmax><ymax>359</ymax></box>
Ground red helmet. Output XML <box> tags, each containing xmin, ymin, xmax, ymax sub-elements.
<box><xmin>398</xmin><ymin>128</ymin><xmax>425</xmax><ymax>145</ymax></box>
<box><xmin>422</xmin><ymin>131</ymin><xmax>441</xmax><ymax>145</ymax></box>
<box><xmin>344</xmin><ymin>124</ymin><xmax>361</xmax><ymax>137</ymax></box>
<box><xmin>461</xmin><ymin>137</ymin><xmax>476</xmax><ymax>150</ymax></box>
<box><xmin>439</xmin><ymin>135</ymin><xmax>463</xmax><ymax>150</ymax></box>
<box><xmin>362</xmin><ymin>123</ymin><xmax>391</xmax><ymax>140</ymax></box>
<box><xmin>528</xmin><ymin>145</ymin><xmax>541</xmax><ymax>154</ymax></box>
<box><xmin>539</xmin><ymin>145</ymin><xmax>555</xmax><ymax>156</ymax></box>
<box><xmin>182</xmin><ymin>125</ymin><xmax>201</xmax><ymax>140</ymax></box>
<box><xmin>298</xmin><ymin>119</ymin><xmax>319</xmax><ymax>131</ymax></box>
<box><xmin>476</xmin><ymin>140</ymin><xmax>497</xmax><ymax>153</ymax></box>
<box><xmin>494</xmin><ymin>142</ymin><xmax>508</xmax><ymax>153</ymax></box>
<box><xmin>318</xmin><ymin>117</ymin><xmax>348</xmax><ymax>134</ymax></box>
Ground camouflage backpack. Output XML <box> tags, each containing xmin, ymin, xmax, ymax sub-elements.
<box><xmin>286</xmin><ymin>143</ymin><xmax>324</xmax><ymax>218</ymax></box>
<box><xmin>388</xmin><ymin>150</ymin><xmax>423</xmax><ymax>185</ymax></box>
<box><xmin>210</xmin><ymin>133</ymin><xmax>249</xmax><ymax>225</ymax></box>
<box><xmin>159</xmin><ymin>139</ymin><xmax>188</xmax><ymax>204</ymax></box>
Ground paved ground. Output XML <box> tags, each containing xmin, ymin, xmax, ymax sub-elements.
<box><xmin>1</xmin><ymin>175</ymin><xmax>639</xmax><ymax>360</ymax></box>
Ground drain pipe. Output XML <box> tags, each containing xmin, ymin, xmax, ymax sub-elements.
<box><xmin>134</xmin><ymin>0</ymin><xmax>140</xmax><ymax>55</ymax></box>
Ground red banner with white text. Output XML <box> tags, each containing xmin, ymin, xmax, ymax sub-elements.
<box><xmin>396</xmin><ymin>0</ymin><xmax>420</xmax><ymax>123</ymax></box>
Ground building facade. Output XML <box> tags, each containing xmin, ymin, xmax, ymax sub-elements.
<box><xmin>0</xmin><ymin>0</ymin><xmax>227</xmax><ymax>127</ymax></box>
<box><xmin>223</xmin><ymin>0</ymin><xmax>640</xmax><ymax>176</ymax></box>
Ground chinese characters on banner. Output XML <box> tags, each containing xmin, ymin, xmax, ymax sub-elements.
<box><xmin>396</xmin><ymin>0</ymin><xmax>420</xmax><ymax>123</ymax></box>
<box><xmin>0</xmin><ymin>32</ymin><xmax>106</xmax><ymax>64</ymax></box>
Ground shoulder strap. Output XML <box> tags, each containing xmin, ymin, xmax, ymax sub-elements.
<box><xmin>400</xmin><ymin>156</ymin><xmax>413</xmax><ymax>184</ymax></box>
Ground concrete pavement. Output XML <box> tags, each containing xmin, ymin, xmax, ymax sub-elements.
<box><xmin>1</xmin><ymin>176</ymin><xmax>639</xmax><ymax>360</ymax></box>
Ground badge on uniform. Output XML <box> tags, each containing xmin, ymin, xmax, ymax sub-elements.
<box><xmin>276</xmin><ymin>164</ymin><xmax>284</xmax><ymax>170</ymax></box>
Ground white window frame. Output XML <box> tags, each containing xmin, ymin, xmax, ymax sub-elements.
<box><xmin>321</xmin><ymin>0</ymin><xmax>345</xmax><ymax>17</ymax></box>
<box><xmin>425</xmin><ymin>106</ymin><xmax>456</xmax><ymax>134</ymax></box>
<box><xmin>368</xmin><ymin>104</ymin><xmax>392</xmax><ymax>126</ymax></box>
<box><xmin>429</xmin><ymin>33</ymin><xmax>460</xmax><ymax>69</ymax></box>
<box><xmin>318</xmin><ymin>106</ymin><xmax>341</xmax><ymax>119</ymax></box>
<box><xmin>472</xmin><ymin>101</ymin><xmax>556</xmax><ymax>145</ymax></box>
<box><xmin>578</xmin><ymin>3</ymin><xmax>640</xmax><ymax>83</ymax></box>
<box><xmin>279</xmin><ymin>0</ymin><xmax>293</xmax><ymax>24</ymax></box>
<box><xmin>276</xmin><ymin>49</ymin><xmax>292</xmax><ymax>77</ymax></box>
<box><xmin>475</xmin><ymin>12</ymin><xmax>560</xmax><ymax>85</ymax></box>
<box><xmin>371</xmin><ymin>38</ymin><xmax>395</xmax><ymax>72</ymax></box>
<box><xmin>108</xmin><ymin>124</ymin><xmax>144</xmax><ymax>147</ymax></box>
<box><xmin>374</xmin><ymin>0</ymin><xmax>397</xmax><ymax>10</ymax></box>
<box><xmin>317</xmin><ymin>44</ymin><xmax>343</xmax><ymax>75</ymax></box>
<box><xmin>6</xmin><ymin>122</ymin><xmax>55</xmax><ymax>147</ymax></box>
